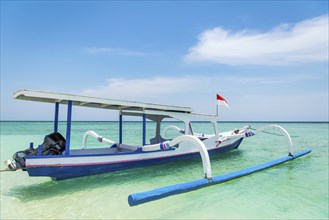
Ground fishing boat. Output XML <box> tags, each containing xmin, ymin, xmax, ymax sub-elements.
<box><xmin>5</xmin><ymin>89</ymin><xmax>299</xmax><ymax>181</ymax></box>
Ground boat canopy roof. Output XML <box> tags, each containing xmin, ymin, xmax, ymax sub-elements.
<box><xmin>13</xmin><ymin>89</ymin><xmax>192</xmax><ymax>113</ymax></box>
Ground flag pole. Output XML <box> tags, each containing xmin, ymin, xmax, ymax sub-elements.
<box><xmin>216</xmin><ymin>102</ymin><xmax>219</xmax><ymax>116</ymax></box>
<box><xmin>216</xmin><ymin>93</ymin><xmax>229</xmax><ymax>116</ymax></box>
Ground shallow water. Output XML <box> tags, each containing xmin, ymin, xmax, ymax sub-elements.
<box><xmin>1</xmin><ymin>121</ymin><xmax>328</xmax><ymax>219</ymax></box>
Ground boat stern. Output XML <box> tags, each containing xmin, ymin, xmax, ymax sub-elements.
<box><xmin>4</xmin><ymin>159</ymin><xmax>18</xmax><ymax>170</ymax></box>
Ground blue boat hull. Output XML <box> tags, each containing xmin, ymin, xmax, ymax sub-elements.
<box><xmin>27</xmin><ymin>138</ymin><xmax>243</xmax><ymax>180</ymax></box>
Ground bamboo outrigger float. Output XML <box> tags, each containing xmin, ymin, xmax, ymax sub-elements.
<box><xmin>3</xmin><ymin>89</ymin><xmax>311</xmax><ymax>205</ymax></box>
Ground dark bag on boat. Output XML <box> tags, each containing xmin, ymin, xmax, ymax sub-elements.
<box><xmin>41</xmin><ymin>132</ymin><xmax>66</xmax><ymax>155</ymax></box>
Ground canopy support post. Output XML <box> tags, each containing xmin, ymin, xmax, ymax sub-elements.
<box><xmin>119</xmin><ymin>110</ymin><xmax>123</xmax><ymax>144</ymax></box>
<box><xmin>142</xmin><ymin>112</ymin><xmax>146</xmax><ymax>146</ymax></box>
<box><xmin>54</xmin><ymin>102</ymin><xmax>59</xmax><ymax>133</ymax></box>
<box><xmin>65</xmin><ymin>100</ymin><xmax>72</xmax><ymax>156</ymax></box>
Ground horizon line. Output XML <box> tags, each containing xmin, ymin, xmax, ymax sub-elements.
<box><xmin>1</xmin><ymin>120</ymin><xmax>328</xmax><ymax>123</ymax></box>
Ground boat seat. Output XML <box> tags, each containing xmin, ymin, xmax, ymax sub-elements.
<box><xmin>117</xmin><ymin>143</ymin><xmax>139</xmax><ymax>152</ymax></box>
<box><xmin>149</xmin><ymin>136</ymin><xmax>166</xmax><ymax>145</ymax></box>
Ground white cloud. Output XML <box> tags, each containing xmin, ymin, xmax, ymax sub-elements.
<box><xmin>84</xmin><ymin>47</ymin><xmax>147</xmax><ymax>56</ymax></box>
<box><xmin>185</xmin><ymin>14</ymin><xmax>329</xmax><ymax>65</ymax></box>
<box><xmin>81</xmin><ymin>76</ymin><xmax>211</xmax><ymax>100</ymax></box>
<box><xmin>81</xmin><ymin>73</ymin><xmax>319</xmax><ymax>101</ymax></box>
<box><xmin>79</xmin><ymin>75</ymin><xmax>328</xmax><ymax>121</ymax></box>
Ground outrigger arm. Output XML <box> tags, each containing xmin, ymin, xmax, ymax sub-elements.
<box><xmin>169</xmin><ymin>135</ymin><xmax>212</xmax><ymax>179</ymax></box>
<box><xmin>224</xmin><ymin>124</ymin><xmax>294</xmax><ymax>155</ymax></box>
<box><xmin>257</xmin><ymin>125</ymin><xmax>293</xmax><ymax>155</ymax></box>
<box><xmin>83</xmin><ymin>130</ymin><xmax>115</xmax><ymax>149</ymax></box>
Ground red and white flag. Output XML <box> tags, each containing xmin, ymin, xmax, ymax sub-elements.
<box><xmin>217</xmin><ymin>93</ymin><xmax>230</xmax><ymax>108</ymax></box>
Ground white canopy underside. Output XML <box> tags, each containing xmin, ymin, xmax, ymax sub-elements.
<box><xmin>13</xmin><ymin>89</ymin><xmax>193</xmax><ymax>113</ymax></box>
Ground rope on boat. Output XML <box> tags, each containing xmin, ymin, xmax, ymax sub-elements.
<box><xmin>255</xmin><ymin>125</ymin><xmax>293</xmax><ymax>155</ymax></box>
<box><xmin>249</xmin><ymin>127</ymin><xmax>292</xmax><ymax>137</ymax></box>
<box><xmin>0</xmin><ymin>168</ymin><xmax>19</xmax><ymax>172</ymax></box>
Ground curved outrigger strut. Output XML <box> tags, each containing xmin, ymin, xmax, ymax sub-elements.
<box><xmin>256</xmin><ymin>125</ymin><xmax>293</xmax><ymax>155</ymax></box>
<box><xmin>83</xmin><ymin>130</ymin><xmax>115</xmax><ymax>149</ymax></box>
<box><xmin>224</xmin><ymin>124</ymin><xmax>293</xmax><ymax>156</ymax></box>
<box><xmin>169</xmin><ymin>135</ymin><xmax>212</xmax><ymax>179</ymax></box>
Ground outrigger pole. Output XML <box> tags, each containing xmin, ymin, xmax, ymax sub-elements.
<box><xmin>128</xmin><ymin>149</ymin><xmax>311</xmax><ymax>206</ymax></box>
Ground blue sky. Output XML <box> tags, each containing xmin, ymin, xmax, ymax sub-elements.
<box><xmin>1</xmin><ymin>1</ymin><xmax>328</xmax><ymax>121</ymax></box>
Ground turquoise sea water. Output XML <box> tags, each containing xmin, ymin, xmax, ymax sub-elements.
<box><xmin>0</xmin><ymin>121</ymin><xmax>328</xmax><ymax>219</ymax></box>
